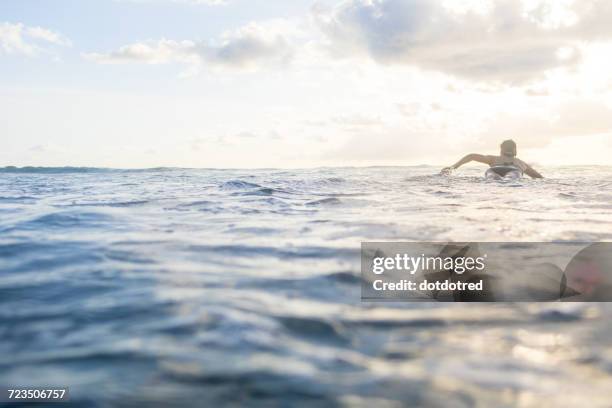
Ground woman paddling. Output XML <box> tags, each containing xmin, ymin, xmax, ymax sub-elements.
<box><xmin>441</xmin><ymin>139</ymin><xmax>543</xmax><ymax>179</ymax></box>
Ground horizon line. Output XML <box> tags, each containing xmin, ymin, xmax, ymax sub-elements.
<box><xmin>1</xmin><ymin>164</ymin><xmax>610</xmax><ymax>172</ymax></box>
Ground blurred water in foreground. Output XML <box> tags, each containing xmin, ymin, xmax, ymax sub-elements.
<box><xmin>1</xmin><ymin>166</ymin><xmax>612</xmax><ymax>407</ymax></box>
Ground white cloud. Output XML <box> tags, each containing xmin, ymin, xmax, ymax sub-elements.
<box><xmin>84</xmin><ymin>39</ymin><xmax>197</xmax><ymax>64</ymax></box>
<box><xmin>323</xmin><ymin>99</ymin><xmax>612</xmax><ymax>164</ymax></box>
<box><xmin>25</xmin><ymin>26</ymin><xmax>72</xmax><ymax>46</ymax></box>
<box><xmin>312</xmin><ymin>0</ymin><xmax>612</xmax><ymax>84</ymax></box>
<box><xmin>0</xmin><ymin>22</ymin><xmax>71</xmax><ymax>56</ymax></box>
<box><xmin>477</xmin><ymin>99</ymin><xmax>612</xmax><ymax>149</ymax></box>
<box><xmin>85</xmin><ymin>0</ymin><xmax>612</xmax><ymax>83</ymax></box>
<box><xmin>83</xmin><ymin>21</ymin><xmax>296</xmax><ymax>71</ymax></box>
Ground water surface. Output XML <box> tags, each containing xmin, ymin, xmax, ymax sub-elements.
<box><xmin>1</xmin><ymin>166</ymin><xmax>612</xmax><ymax>406</ymax></box>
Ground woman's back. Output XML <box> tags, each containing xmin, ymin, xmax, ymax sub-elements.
<box><xmin>489</xmin><ymin>155</ymin><xmax>528</xmax><ymax>172</ymax></box>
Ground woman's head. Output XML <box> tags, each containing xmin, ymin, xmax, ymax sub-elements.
<box><xmin>500</xmin><ymin>139</ymin><xmax>517</xmax><ymax>157</ymax></box>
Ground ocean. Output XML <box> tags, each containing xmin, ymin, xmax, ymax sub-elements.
<box><xmin>1</xmin><ymin>165</ymin><xmax>612</xmax><ymax>406</ymax></box>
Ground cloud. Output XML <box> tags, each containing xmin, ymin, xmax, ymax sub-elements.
<box><xmin>0</xmin><ymin>22</ymin><xmax>71</xmax><ymax>56</ymax></box>
<box><xmin>83</xmin><ymin>21</ymin><xmax>295</xmax><ymax>71</ymax></box>
<box><xmin>84</xmin><ymin>39</ymin><xmax>197</xmax><ymax>64</ymax></box>
<box><xmin>463</xmin><ymin>99</ymin><xmax>612</xmax><ymax>154</ymax></box>
<box><xmin>86</xmin><ymin>0</ymin><xmax>612</xmax><ymax>81</ymax></box>
<box><xmin>312</xmin><ymin>0</ymin><xmax>612</xmax><ymax>84</ymax></box>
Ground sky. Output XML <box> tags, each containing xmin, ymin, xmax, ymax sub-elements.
<box><xmin>1</xmin><ymin>0</ymin><xmax>612</xmax><ymax>168</ymax></box>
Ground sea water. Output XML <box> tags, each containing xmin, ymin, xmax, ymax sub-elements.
<box><xmin>1</xmin><ymin>166</ymin><xmax>611</xmax><ymax>406</ymax></box>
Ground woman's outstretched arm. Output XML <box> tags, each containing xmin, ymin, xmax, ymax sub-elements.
<box><xmin>441</xmin><ymin>154</ymin><xmax>492</xmax><ymax>173</ymax></box>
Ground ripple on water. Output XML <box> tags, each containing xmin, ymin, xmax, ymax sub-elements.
<box><xmin>219</xmin><ymin>180</ymin><xmax>261</xmax><ymax>190</ymax></box>
<box><xmin>305</xmin><ymin>197</ymin><xmax>342</xmax><ymax>206</ymax></box>
<box><xmin>18</xmin><ymin>211</ymin><xmax>116</xmax><ymax>230</ymax></box>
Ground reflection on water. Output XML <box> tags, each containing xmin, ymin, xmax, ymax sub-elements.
<box><xmin>1</xmin><ymin>166</ymin><xmax>612</xmax><ymax>406</ymax></box>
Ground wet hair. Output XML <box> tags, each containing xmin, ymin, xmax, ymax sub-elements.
<box><xmin>500</xmin><ymin>139</ymin><xmax>517</xmax><ymax>157</ymax></box>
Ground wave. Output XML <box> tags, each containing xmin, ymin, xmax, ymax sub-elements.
<box><xmin>0</xmin><ymin>196</ymin><xmax>38</xmax><ymax>203</ymax></box>
<box><xmin>0</xmin><ymin>166</ymin><xmax>112</xmax><ymax>174</ymax></box>
<box><xmin>238</xmin><ymin>187</ymin><xmax>292</xmax><ymax>197</ymax></box>
<box><xmin>13</xmin><ymin>211</ymin><xmax>116</xmax><ymax>230</ymax></box>
<box><xmin>220</xmin><ymin>180</ymin><xmax>262</xmax><ymax>190</ymax></box>
<box><xmin>305</xmin><ymin>197</ymin><xmax>342</xmax><ymax>206</ymax></box>
<box><xmin>67</xmin><ymin>200</ymin><xmax>150</xmax><ymax>208</ymax></box>
<box><xmin>185</xmin><ymin>244</ymin><xmax>358</xmax><ymax>260</ymax></box>
<box><xmin>0</xmin><ymin>166</ymin><xmax>185</xmax><ymax>174</ymax></box>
